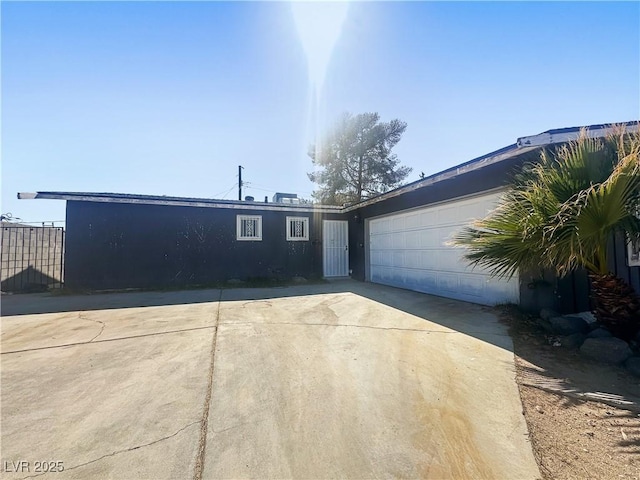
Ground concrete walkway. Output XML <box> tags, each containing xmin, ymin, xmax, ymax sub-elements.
<box><xmin>1</xmin><ymin>281</ymin><xmax>540</xmax><ymax>479</ymax></box>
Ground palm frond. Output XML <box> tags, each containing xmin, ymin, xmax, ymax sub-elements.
<box><xmin>453</xmin><ymin>123</ymin><xmax>640</xmax><ymax>278</ymax></box>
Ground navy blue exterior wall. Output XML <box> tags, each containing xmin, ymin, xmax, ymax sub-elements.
<box><xmin>555</xmin><ymin>231</ymin><xmax>640</xmax><ymax>313</ymax></box>
<box><xmin>65</xmin><ymin>201</ymin><xmax>342</xmax><ymax>290</ymax></box>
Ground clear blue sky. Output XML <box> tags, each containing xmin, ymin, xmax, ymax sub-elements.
<box><xmin>2</xmin><ymin>1</ymin><xmax>639</xmax><ymax>224</ymax></box>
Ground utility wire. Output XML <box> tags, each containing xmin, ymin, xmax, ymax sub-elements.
<box><xmin>243</xmin><ymin>184</ymin><xmax>274</xmax><ymax>193</ymax></box>
<box><xmin>219</xmin><ymin>184</ymin><xmax>237</xmax><ymax>200</ymax></box>
<box><xmin>212</xmin><ymin>182</ymin><xmax>238</xmax><ymax>198</ymax></box>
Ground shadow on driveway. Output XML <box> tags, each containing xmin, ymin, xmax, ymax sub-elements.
<box><xmin>2</xmin><ymin>279</ymin><xmax>541</xmax><ymax>479</ymax></box>
<box><xmin>2</xmin><ymin>280</ymin><xmax>512</xmax><ymax>351</ymax></box>
<box><xmin>4</xmin><ymin>279</ymin><xmax>637</xmax><ymax>413</ymax></box>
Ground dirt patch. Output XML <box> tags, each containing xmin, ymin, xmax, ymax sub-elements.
<box><xmin>499</xmin><ymin>307</ymin><xmax>640</xmax><ymax>480</ymax></box>
<box><xmin>520</xmin><ymin>385</ymin><xmax>639</xmax><ymax>479</ymax></box>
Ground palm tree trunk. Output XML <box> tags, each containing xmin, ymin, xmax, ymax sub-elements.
<box><xmin>588</xmin><ymin>273</ymin><xmax>640</xmax><ymax>341</ymax></box>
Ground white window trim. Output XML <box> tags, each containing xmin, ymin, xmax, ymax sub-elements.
<box><xmin>237</xmin><ymin>215</ymin><xmax>262</xmax><ymax>241</ymax></box>
<box><xmin>286</xmin><ymin>216</ymin><xmax>309</xmax><ymax>241</ymax></box>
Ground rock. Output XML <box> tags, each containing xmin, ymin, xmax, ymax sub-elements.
<box><xmin>226</xmin><ymin>278</ymin><xmax>245</xmax><ymax>285</ymax></box>
<box><xmin>625</xmin><ymin>357</ymin><xmax>640</xmax><ymax>377</ymax></box>
<box><xmin>549</xmin><ymin>316</ymin><xmax>589</xmax><ymax>335</ymax></box>
<box><xmin>580</xmin><ymin>338</ymin><xmax>633</xmax><ymax>365</ymax></box>
<box><xmin>560</xmin><ymin>333</ymin><xmax>586</xmax><ymax>349</ymax></box>
<box><xmin>587</xmin><ymin>328</ymin><xmax>612</xmax><ymax>339</ymax></box>
<box><xmin>540</xmin><ymin>308</ymin><xmax>560</xmax><ymax>321</ymax></box>
<box><xmin>588</xmin><ymin>321</ymin><xmax>604</xmax><ymax>331</ymax></box>
<box><xmin>292</xmin><ymin>276</ymin><xmax>308</xmax><ymax>284</ymax></box>
<box><xmin>548</xmin><ymin>336</ymin><xmax>562</xmax><ymax>347</ymax></box>
<box><xmin>572</xmin><ymin>311</ymin><xmax>597</xmax><ymax>324</ymax></box>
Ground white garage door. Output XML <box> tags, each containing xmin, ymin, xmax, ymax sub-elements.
<box><xmin>368</xmin><ymin>191</ymin><xmax>519</xmax><ymax>306</ymax></box>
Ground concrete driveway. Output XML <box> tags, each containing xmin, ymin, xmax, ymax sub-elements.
<box><xmin>1</xmin><ymin>281</ymin><xmax>540</xmax><ymax>479</ymax></box>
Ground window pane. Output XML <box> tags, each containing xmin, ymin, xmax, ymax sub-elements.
<box><xmin>286</xmin><ymin>217</ymin><xmax>308</xmax><ymax>241</ymax></box>
<box><xmin>237</xmin><ymin>215</ymin><xmax>261</xmax><ymax>240</ymax></box>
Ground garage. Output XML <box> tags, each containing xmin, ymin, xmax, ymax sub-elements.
<box><xmin>367</xmin><ymin>190</ymin><xmax>519</xmax><ymax>306</ymax></box>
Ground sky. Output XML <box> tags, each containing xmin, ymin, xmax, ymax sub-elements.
<box><xmin>2</xmin><ymin>1</ymin><xmax>639</xmax><ymax>225</ymax></box>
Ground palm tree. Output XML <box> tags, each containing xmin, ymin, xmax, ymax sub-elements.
<box><xmin>454</xmin><ymin>126</ymin><xmax>640</xmax><ymax>340</ymax></box>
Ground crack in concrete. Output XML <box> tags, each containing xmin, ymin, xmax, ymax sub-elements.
<box><xmin>2</xmin><ymin>325</ymin><xmax>217</xmax><ymax>355</ymax></box>
<box><xmin>78</xmin><ymin>312</ymin><xmax>106</xmax><ymax>342</ymax></box>
<box><xmin>193</xmin><ymin>289</ymin><xmax>222</xmax><ymax>480</ymax></box>
<box><xmin>218</xmin><ymin>320</ymin><xmax>510</xmax><ymax>337</ymax></box>
<box><xmin>18</xmin><ymin>421</ymin><xmax>200</xmax><ymax>480</ymax></box>
<box><xmin>89</xmin><ymin>321</ymin><xmax>106</xmax><ymax>342</ymax></box>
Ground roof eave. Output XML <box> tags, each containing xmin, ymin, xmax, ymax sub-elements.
<box><xmin>18</xmin><ymin>192</ymin><xmax>342</xmax><ymax>214</ymax></box>
<box><xmin>342</xmin><ymin>144</ymin><xmax>539</xmax><ymax>213</ymax></box>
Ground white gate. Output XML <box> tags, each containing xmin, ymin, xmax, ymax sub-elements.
<box><xmin>323</xmin><ymin>220</ymin><xmax>349</xmax><ymax>277</ymax></box>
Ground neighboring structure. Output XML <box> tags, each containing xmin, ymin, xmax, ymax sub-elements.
<box><xmin>0</xmin><ymin>222</ymin><xmax>65</xmax><ymax>292</ymax></box>
<box><xmin>272</xmin><ymin>192</ymin><xmax>300</xmax><ymax>204</ymax></box>
<box><xmin>18</xmin><ymin>121</ymin><xmax>639</xmax><ymax>311</ymax></box>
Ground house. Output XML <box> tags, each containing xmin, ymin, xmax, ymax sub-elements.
<box><xmin>14</xmin><ymin>193</ymin><xmax>345</xmax><ymax>291</ymax></box>
<box><xmin>18</xmin><ymin>121</ymin><xmax>639</xmax><ymax>311</ymax></box>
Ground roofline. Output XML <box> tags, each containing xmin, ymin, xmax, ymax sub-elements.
<box><xmin>17</xmin><ymin>191</ymin><xmax>343</xmax><ymax>214</ymax></box>
<box><xmin>342</xmin><ymin>144</ymin><xmax>539</xmax><ymax>213</ymax></box>
<box><xmin>517</xmin><ymin>120</ymin><xmax>638</xmax><ymax>148</ymax></box>
<box><xmin>19</xmin><ymin>121</ymin><xmax>639</xmax><ymax>215</ymax></box>
<box><xmin>342</xmin><ymin>120</ymin><xmax>639</xmax><ymax>213</ymax></box>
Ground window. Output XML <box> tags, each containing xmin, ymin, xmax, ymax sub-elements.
<box><xmin>286</xmin><ymin>216</ymin><xmax>309</xmax><ymax>241</ymax></box>
<box><xmin>237</xmin><ymin>215</ymin><xmax>262</xmax><ymax>241</ymax></box>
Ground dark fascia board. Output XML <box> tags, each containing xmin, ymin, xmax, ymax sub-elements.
<box><xmin>342</xmin><ymin>120</ymin><xmax>639</xmax><ymax>213</ymax></box>
<box><xmin>17</xmin><ymin>191</ymin><xmax>343</xmax><ymax>214</ymax></box>
<box><xmin>342</xmin><ymin>144</ymin><xmax>540</xmax><ymax>213</ymax></box>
